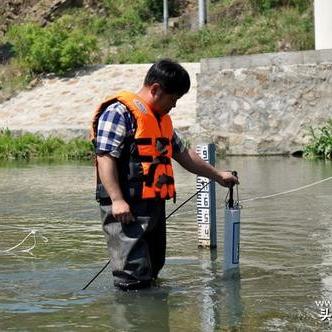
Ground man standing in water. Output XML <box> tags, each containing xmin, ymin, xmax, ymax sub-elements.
<box><xmin>91</xmin><ymin>59</ymin><xmax>238</xmax><ymax>291</ymax></box>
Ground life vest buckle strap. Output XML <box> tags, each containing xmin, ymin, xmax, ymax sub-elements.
<box><xmin>135</xmin><ymin>138</ymin><xmax>152</xmax><ymax>145</ymax></box>
<box><xmin>156</xmin><ymin>137</ymin><xmax>170</xmax><ymax>145</ymax></box>
<box><xmin>128</xmin><ymin>175</ymin><xmax>148</xmax><ymax>183</ymax></box>
<box><xmin>156</xmin><ymin>137</ymin><xmax>170</xmax><ymax>155</ymax></box>
<box><xmin>157</xmin><ymin>156</ymin><xmax>171</xmax><ymax>164</ymax></box>
<box><xmin>132</xmin><ymin>155</ymin><xmax>153</xmax><ymax>162</ymax></box>
<box><xmin>156</xmin><ymin>174</ymin><xmax>174</xmax><ymax>188</ymax></box>
<box><xmin>145</xmin><ymin>156</ymin><xmax>171</xmax><ymax>187</ymax></box>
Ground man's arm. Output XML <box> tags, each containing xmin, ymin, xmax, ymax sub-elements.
<box><xmin>97</xmin><ymin>154</ymin><xmax>134</xmax><ymax>223</ymax></box>
<box><xmin>173</xmin><ymin>148</ymin><xmax>238</xmax><ymax>187</ymax></box>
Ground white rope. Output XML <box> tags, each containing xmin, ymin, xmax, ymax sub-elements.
<box><xmin>167</xmin><ymin>176</ymin><xmax>332</xmax><ymax>220</ymax></box>
<box><xmin>2</xmin><ymin>230</ymin><xmax>48</xmax><ymax>253</ymax></box>
<box><xmin>240</xmin><ymin>176</ymin><xmax>332</xmax><ymax>203</ymax></box>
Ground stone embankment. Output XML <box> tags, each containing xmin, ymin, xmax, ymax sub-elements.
<box><xmin>0</xmin><ymin>63</ymin><xmax>200</xmax><ymax>139</ymax></box>
<box><xmin>198</xmin><ymin>50</ymin><xmax>332</xmax><ymax>155</ymax></box>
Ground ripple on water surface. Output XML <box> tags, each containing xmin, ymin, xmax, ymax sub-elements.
<box><xmin>0</xmin><ymin>158</ymin><xmax>331</xmax><ymax>331</ymax></box>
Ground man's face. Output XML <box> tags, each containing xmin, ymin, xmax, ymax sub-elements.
<box><xmin>151</xmin><ymin>85</ymin><xmax>181</xmax><ymax>117</ymax></box>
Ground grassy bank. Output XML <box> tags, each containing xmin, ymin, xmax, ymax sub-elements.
<box><xmin>0</xmin><ymin>129</ymin><xmax>94</xmax><ymax>161</ymax></box>
<box><xmin>0</xmin><ymin>0</ymin><xmax>314</xmax><ymax>101</ymax></box>
<box><xmin>304</xmin><ymin>120</ymin><xmax>332</xmax><ymax>160</ymax></box>
<box><xmin>108</xmin><ymin>1</ymin><xmax>313</xmax><ymax>63</ymax></box>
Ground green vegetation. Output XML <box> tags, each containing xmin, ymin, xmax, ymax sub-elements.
<box><xmin>105</xmin><ymin>0</ymin><xmax>314</xmax><ymax>63</ymax></box>
<box><xmin>0</xmin><ymin>129</ymin><xmax>94</xmax><ymax>161</ymax></box>
<box><xmin>0</xmin><ymin>0</ymin><xmax>314</xmax><ymax>98</ymax></box>
<box><xmin>2</xmin><ymin>0</ymin><xmax>314</xmax><ymax>68</ymax></box>
<box><xmin>250</xmin><ymin>0</ymin><xmax>311</xmax><ymax>12</ymax></box>
<box><xmin>6</xmin><ymin>21</ymin><xmax>98</xmax><ymax>75</ymax></box>
<box><xmin>109</xmin><ymin>5</ymin><xmax>313</xmax><ymax>63</ymax></box>
<box><xmin>304</xmin><ymin>120</ymin><xmax>332</xmax><ymax>160</ymax></box>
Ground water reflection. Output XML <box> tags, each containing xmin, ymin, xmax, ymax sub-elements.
<box><xmin>106</xmin><ymin>288</ymin><xmax>171</xmax><ymax>331</ymax></box>
<box><xmin>198</xmin><ymin>251</ymin><xmax>243</xmax><ymax>331</ymax></box>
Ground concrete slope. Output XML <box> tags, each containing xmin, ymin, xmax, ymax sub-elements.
<box><xmin>0</xmin><ymin>63</ymin><xmax>200</xmax><ymax>139</ymax></box>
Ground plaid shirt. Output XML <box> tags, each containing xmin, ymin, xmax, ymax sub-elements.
<box><xmin>96</xmin><ymin>101</ymin><xmax>185</xmax><ymax>157</ymax></box>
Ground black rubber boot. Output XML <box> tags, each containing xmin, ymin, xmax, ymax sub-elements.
<box><xmin>114</xmin><ymin>279</ymin><xmax>152</xmax><ymax>291</ymax></box>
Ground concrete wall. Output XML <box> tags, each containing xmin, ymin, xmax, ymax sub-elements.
<box><xmin>196</xmin><ymin>50</ymin><xmax>332</xmax><ymax>155</ymax></box>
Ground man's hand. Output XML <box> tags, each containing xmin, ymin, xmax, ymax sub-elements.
<box><xmin>216</xmin><ymin>171</ymin><xmax>239</xmax><ymax>188</ymax></box>
<box><xmin>97</xmin><ymin>155</ymin><xmax>135</xmax><ymax>224</ymax></box>
<box><xmin>111</xmin><ymin>199</ymin><xmax>135</xmax><ymax>224</ymax></box>
<box><xmin>173</xmin><ymin>149</ymin><xmax>240</xmax><ymax>188</ymax></box>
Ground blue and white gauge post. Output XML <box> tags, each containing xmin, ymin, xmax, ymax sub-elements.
<box><xmin>196</xmin><ymin>143</ymin><xmax>216</xmax><ymax>248</ymax></box>
<box><xmin>223</xmin><ymin>174</ymin><xmax>240</xmax><ymax>273</ymax></box>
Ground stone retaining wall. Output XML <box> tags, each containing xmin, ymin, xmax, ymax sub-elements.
<box><xmin>196</xmin><ymin>50</ymin><xmax>332</xmax><ymax>155</ymax></box>
<box><xmin>0</xmin><ymin>63</ymin><xmax>199</xmax><ymax>139</ymax></box>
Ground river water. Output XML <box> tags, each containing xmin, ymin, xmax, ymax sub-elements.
<box><xmin>0</xmin><ymin>157</ymin><xmax>331</xmax><ymax>331</ymax></box>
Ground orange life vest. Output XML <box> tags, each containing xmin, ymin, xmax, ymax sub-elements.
<box><xmin>91</xmin><ymin>91</ymin><xmax>176</xmax><ymax>202</ymax></box>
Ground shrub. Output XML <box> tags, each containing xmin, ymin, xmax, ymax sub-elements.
<box><xmin>6</xmin><ymin>22</ymin><xmax>98</xmax><ymax>75</ymax></box>
<box><xmin>304</xmin><ymin>119</ymin><xmax>332</xmax><ymax>159</ymax></box>
<box><xmin>107</xmin><ymin>8</ymin><xmax>146</xmax><ymax>45</ymax></box>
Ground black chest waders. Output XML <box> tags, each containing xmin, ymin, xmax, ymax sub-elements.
<box><xmin>82</xmin><ymin>181</ymin><xmax>212</xmax><ymax>291</ymax></box>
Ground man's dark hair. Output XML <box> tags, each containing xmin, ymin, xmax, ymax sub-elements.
<box><xmin>144</xmin><ymin>59</ymin><xmax>190</xmax><ymax>96</ymax></box>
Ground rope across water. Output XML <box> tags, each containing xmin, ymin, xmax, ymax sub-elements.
<box><xmin>240</xmin><ymin>176</ymin><xmax>332</xmax><ymax>203</ymax></box>
<box><xmin>169</xmin><ymin>175</ymin><xmax>332</xmax><ymax>219</ymax></box>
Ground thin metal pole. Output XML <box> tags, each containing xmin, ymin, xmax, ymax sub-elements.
<box><xmin>163</xmin><ymin>0</ymin><xmax>169</xmax><ymax>34</ymax></box>
<box><xmin>198</xmin><ymin>0</ymin><xmax>207</xmax><ymax>29</ymax></box>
